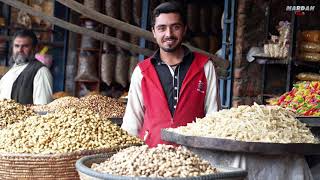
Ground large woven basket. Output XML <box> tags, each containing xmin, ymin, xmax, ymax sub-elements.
<box><xmin>0</xmin><ymin>146</ymin><xmax>135</xmax><ymax>179</ymax></box>
<box><xmin>76</xmin><ymin>153</ymin><xmax>248</xmax><ymax>180</ymax></box>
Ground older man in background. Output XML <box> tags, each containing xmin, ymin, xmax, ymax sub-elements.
<box><xmin>0</xmin><ymin>29</ymin><xmax>52</xmax><ymax>105</ymax></box>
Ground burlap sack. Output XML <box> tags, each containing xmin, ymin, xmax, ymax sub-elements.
<box><xmin>41</xmin><ymin>1</ymin><xmax>54</xmax><ymax>28</ymax></box>
<box><xmin>75</xmin><ymin>51</ymin><xmax>99</xmax><ymax>81</ymax></box>
<box><xmin>116</xmin><ymin>31</ymin><xmax>130</xmax><ymax>52</ymax></box>
<box><xmin>187</xmin><ymin>3</ymin><xmax>200</xmax><ymax>32</ymax></box>
<box><xmin>103</xmin><ymin>26</ymin><xmax>116</xmax><ymax>52</ymax></box>
<box><xmin>120</xmin><ymin>0</ymin><xmax>132</xmax><ymax>23</ymax></box>
<box><xmin>115</xmin><ymin>51</ymin><xmax>130</xmax><ymax>87</ymax></box>
<box><xmin>101</xmin><ymin>52</ymin><xmax>116</xmax><ymax>85</ymax></box>
<box><xmin>132</xmin><ymin>0</ymin><xmax>142</xmax><ymax>26</ymax></box>
<box><xmin>81</xmin><ymin>36</ymin><xmax>100</xmax><ymax>50</ymax></box>
<box><xmin>84</xmin><ymin>0</ymin><xmax>101</xmax><ymax>11</ymax></box>
<box><xmin>128</xmin><ymin>55</ymin><xmax>139</xmax><ymax>82</ymax></box>
<box><xmin>105</xmin><ymin>0</ymin><xmax>120</xmax><ymax>18</ymax></box>
<box><xmin>81</xmin><ymin>20</ymin><xmax>100</xmax><ymax>50</ymax></box>
<box><xmin>200</xmin><ymin>6</ymin><xmax>211</xmax><ymax>33</ymax></box>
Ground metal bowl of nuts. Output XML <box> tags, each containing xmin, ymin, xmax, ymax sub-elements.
<box><xmin>76</xmin><ymin>145</ymin><xmax>247</xmax><ymax>180</ymax></box>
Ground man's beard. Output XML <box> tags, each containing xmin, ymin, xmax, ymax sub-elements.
<box><xmin>161</xmin><ymin>45</ymin><xmax>179</xmax><ymax>53</ymax></box>
<box><xmin>160</xmin><ymin>36</ymin><xmax>182</xmax><ymax>53</ymax></box>
<box><xmin>11</xmin><ymin>52</ymin><xmax>33</xmax><ymax>65</ymax></box>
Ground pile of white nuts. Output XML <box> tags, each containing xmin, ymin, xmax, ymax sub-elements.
<box><xmin>0</xmin><ymin>99</ymin><xmax>35</xmax><ymax>129</ymax></box>
<box><xmin>92</xmin><ymin>145</ymin><xmax>217</xmax><ymax>178</ymax></box>
<box><xmin>169</xmin><ymin>103</ymin><xmax>319</xmax><ymax>143</ymax></box>
<box><xmin>0</xmin><ymin>108</ymin><xmax>142</xmax><ymax>154</ymax></box>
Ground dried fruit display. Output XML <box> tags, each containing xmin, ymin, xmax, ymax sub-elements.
<box><xmin>269</xmin><ymin>81</ymin><xmax>320</xmax><ymax>116</ymax></box>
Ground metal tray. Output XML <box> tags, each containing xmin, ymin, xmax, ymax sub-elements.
<box><xmin>76</xmin><ymin>153</ymin><xmax>248</xmax><ymax>180</ymax></box>
<box><xmin>296</xmin><ymin>116</ymin><xmax>320</xmax><ymax>127</ymax></box>
<box><xmin>118</xmin><ymin>97</ymin><xmax>128</xmax><ymax>104</ymax></box>
<box><xmin>161</xmin><ymin>129</ymin><xmax>320</xmax><ymax>155</ymax></box>
<box><xmin>33</xmin><ymin>111</ymin><xmax>54</xmax><ymax>115</ymax></box>
<box><xmin>108</xmin><ymin>118</ymin><xmax>123</xmax><ymax>126</ymax></box>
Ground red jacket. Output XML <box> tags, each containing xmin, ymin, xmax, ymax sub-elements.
<box><xmin>138</xmin><ymin>52</ymin><xmax>209</xmax><ymax>147</ymax></box>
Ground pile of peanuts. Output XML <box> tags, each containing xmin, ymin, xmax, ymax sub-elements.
<box><xmin>0</xmin><ymin>99</ymin><xmax>35</xmax><ymax>129</ymax></box>
<box><xmin>92</xmin><ymin>145</ymin><xmax>217</xmax><ymax>178</ymax></box>
<box><xmin>31</xmin><ymin>96</ymin><xmax>81</xmax><ymax>112</ymax></box>
<box><xmin>80</xmin><ymin>95</ymin><xmax>126</xmax><ymax>118</ymax></box>
<box><xmin>31</xmin><ymin>95</ymin><xmax>125</xmax><ymax>118</ymax></box>
<box><xmin>0</xmin><ymin>108</ymin><xmax>142</xmax><ymax>154</ymax></box>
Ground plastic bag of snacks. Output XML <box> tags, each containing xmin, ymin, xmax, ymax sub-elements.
<box><xmin>269</xmin><ymin>81</ymin><xmax>320</xmax><ymax>116</ymax></box>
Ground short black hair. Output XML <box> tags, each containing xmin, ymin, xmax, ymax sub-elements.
<box><xmin>13</xmin><ymin>29</ymin><xmax>38</xmax><ymax>47</ymax></box>
<box><xmin>151</xmin><ymin>1</ymin><xmax>186</xmax><ymax>27</ymax></box>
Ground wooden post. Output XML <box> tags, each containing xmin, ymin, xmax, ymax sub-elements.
<box><xmin>57</xmin><ymin>0</ymin><xmax>155</xmax><ymax>43</ymax></box>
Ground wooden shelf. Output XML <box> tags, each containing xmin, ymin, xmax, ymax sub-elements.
<box><xmin>0</xmin><ymin>25</ymin><xmax>52</xmax><ymax>32</ymax></box>
<box><xmin>77</xmin><ymin>48</ymin><xmax>100</xmax><ymax>52</ymax></box>
<box><xmin>261</xmin><ymin>93</ymin><xmax>282</xmax><ymax>98</ymax></box>
<box><xmin>253</xmin><ymin>55</ymin><xmax>288</xmax><ymax>65</ymax></box>
<box><xmin>75</xmin><ymin>79</ymin><xmax>100</xmax><ymax>83</ymax></box>
<box><xmin>294</xmin><ymin>59</ymin><xmax>320</xmax><ymax>69</ymax></box>
<box><xmin>75</xmin><ymin>81</ymin><xmax>100</xmax><ymax>97</ymax></box>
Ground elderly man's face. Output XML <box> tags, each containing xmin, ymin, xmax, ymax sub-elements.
<box><xmin>12</xmin><ymin>36</ymin><xmax>34</xmax><ymax>65</ymax></box>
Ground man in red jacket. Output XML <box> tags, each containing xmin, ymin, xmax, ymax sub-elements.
<box><xmin>122</xmin><ymin>1</ymin><xmax>220</xmax><ymax>147</ymax></box>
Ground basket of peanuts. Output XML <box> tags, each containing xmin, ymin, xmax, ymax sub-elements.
<box><xmin>0</xmin><ymin>107</ymin><xmax>142</xmax><ymax>179</ymax></box>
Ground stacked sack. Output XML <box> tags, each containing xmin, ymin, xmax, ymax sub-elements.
<box><xmin>299</xmin><ymin>30</ymin><xmax>320</xmax><ymax>62</ymax></box>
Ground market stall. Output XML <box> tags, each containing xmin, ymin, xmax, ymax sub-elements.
<box><xmin>0</xmin><ymin>96</ymin><xmax>142</xmax><ymax>179</ymax></box>
<box><xmin>161</xmin><ymin>103</ymin><xmax>319</xmax><ymax>180</ymax></box>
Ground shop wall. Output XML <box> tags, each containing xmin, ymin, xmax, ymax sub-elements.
<box><xmin>233</xmin><ymin>0</ymin><xmax>320</xmax><ymax>106</ymax></box>
<box><xmin>64</xmin><ymin>0</ymin><xmax>224</xmax><ymax>97</ymax></box>
<box><xmin>232</xmin><ymin>0</ymin><xmax>267</xmax><ymax>106</ymax></box>
<box><xmin>64</xmin><ymin>11</ymin><xmax>80</xmax><ymax>94</ymax></box>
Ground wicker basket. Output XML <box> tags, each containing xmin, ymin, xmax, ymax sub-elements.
<box><xmin>76</xmin><ymin>153</ymin><xmax>248</xmax><ymax>180</ymax></box>
<box><xmin>0</xmin><ymin>146</ymin><xmax>134</xmax><ymax>179</ymax></box>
